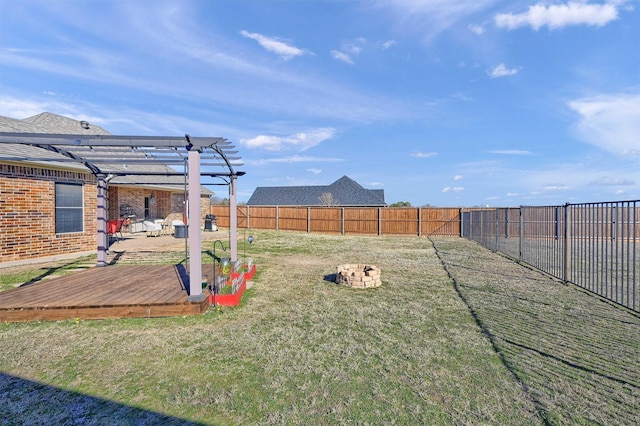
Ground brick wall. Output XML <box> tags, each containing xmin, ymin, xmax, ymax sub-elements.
<box><xmin>0</xmin><ymin>167</ymin><xmax>213</xmax><ymax>265</ymax></box>
<box><xmin>109</xmin><ymin>185</ymin><xmax>210</xmax><ymax>226</ymax></box>
<box><xmin>0</xmin><ymin>164</ymin><xmax>97</xmax><ymax>265</ymax></box>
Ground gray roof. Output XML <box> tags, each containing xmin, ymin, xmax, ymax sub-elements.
<box><xmin>0</xmin><ymin>112</ymin><xmax>216</xmax><ymax>193</ymax></box>
<box><xmin>0</xmin><ymin>113</ymin><xmax>109</xmax><ymax>171</ymax></box>
<box><xmin>247</xmin><ymin>175</ymin><xmax>386</xmax><ymax>207</ymax></box>
<box><xmin>20</xmin><ymin>112</ymin><xmax>111</xmax><ymax>135</ymax></box>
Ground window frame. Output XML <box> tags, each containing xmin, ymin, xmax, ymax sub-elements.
<box><xmin>55</xmin><ymin>182</ymin><xmax>84</xmax><ymax>234</ymax></box>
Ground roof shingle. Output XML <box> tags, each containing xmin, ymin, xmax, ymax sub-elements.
<box><xmin>247</xmin><ymin>175</ymin><xmax>386</xmax><ymax>206</ymax></box>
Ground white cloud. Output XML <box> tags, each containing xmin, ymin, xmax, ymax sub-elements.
<box><xmin>542</xmin><ymin>183</ymin><xmax>570</xmax><ymax>191</ymax></box>
<box><xmin>0</xmin><ymin>96</ymin><xmax>108</xmax><ymax>126</ymax></box>
<box><xmin>411</xmin><ymin>151</ymin><xmax>438</xmax><ymax>158</ymax></box>
<box><xmin>569</xmin><ymin>92</ymin><xmax>640</xmax><ymax>157</ymax></box>
<box><xmin>245</xmin><ymin>155</ymin><xmax>344</xmax><ymax>166</ymax></box>
<box><xmin>488</xmin><ymin>63</ymin><xmax>518</xmax><ymax>78</ymax></box>
<box><xmin>343</xmin><ymin>39</ymin><xmax>365</xmax><ymax>55</ymax></box>
<box><xmin>0</xmin><ymin>97</ymin><xmax>53</xmax><ymax>119</ymax></box>
<box><xmin>240</xmin><ymin>128</ymin><xmax>336</xmax><ymax>151</ymax></box>
<box><xmin>382</xmin><ymin>40</ymin><xmax>397</xmax><ymax>49</ymax></box>
<box><xmin>378</xmin><ymin>0</ymin><xmax>502</xmax><ymax>42</ymax></box>
<box><xmin>331</xmin><ymin>37</ymin><xmax>395</xmax><ymax>64</ymax></box>
<box><xmin>240</xmin><ymin>30</ymin><xmax>308</xmax><ymax>59</ymax></box>
<box><xmin>488</xmin><ymin>149</ymin><xmax>532</xmax><ymax>155</ymax></box>
<box><xmin>495</xmin><ymin>2</ymin><xmax>620</xmax><ymax>31</ymax></box>
<box><xmin>589</xmin><ymin>176</ymin><xmax>635</xmax><ymax>186</ymax></box>
<box><xmin>468</xmin><ymin>24</ymin><xmax>485</xmax><ymax>35</ymax></box>
<box><xmin>331</xmin><ymin>50</ymin><xmax>354</xmax><ymax>65</ymax></box>
<box><xmin>453</xmin><ymin>175</ymin><xmax>464</xmax><ymax>181</ymax></box>
<box><xmin>307</xmin><ymin>168</ymin><xmax>322</xmax><ymax>174</ymax></box>
<box><xmin>442</xmin><ymin>186</ymin><xmax>465</xmax><ymax>192</ymax></box>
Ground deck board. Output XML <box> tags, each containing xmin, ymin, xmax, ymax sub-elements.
<box><xmin>0</xmin><ymin>265</ymin><xmax>210</xmax><ymax>322</ymax></box>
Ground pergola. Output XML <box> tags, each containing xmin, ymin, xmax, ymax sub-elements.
<box><xmin>0</xmin><ymin>132</ymin><xmax>244</xmax><ymax>302</ymax></box>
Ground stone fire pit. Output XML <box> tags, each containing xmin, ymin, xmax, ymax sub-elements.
<box><xmin>335</xmin><ymin>264</ymin><xmax>381</xmax><ymax>288</ymax></box>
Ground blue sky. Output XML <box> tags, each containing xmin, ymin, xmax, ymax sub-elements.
<box><xmin>1</xmin><ymin>0</ymin><xmax>638</xmax><ymax>207</ymax></box>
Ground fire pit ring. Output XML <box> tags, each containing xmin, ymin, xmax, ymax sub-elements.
<box><xmin>335</xmin><ymin>264</ymin><xmax>381</xmax><ymax>288</ymax></box>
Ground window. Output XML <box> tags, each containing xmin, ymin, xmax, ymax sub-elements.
<box><xmin>55</xmin><ymin>183</ymin><xmax>84</xmax><ymax>233</ymax></box>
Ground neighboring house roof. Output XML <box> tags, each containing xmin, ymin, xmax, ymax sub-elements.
<box><xmin>0</xmin><ymin>112</ymin><xmax>212</xmax><ymax>194</ymax></box>
<box><xmin>247</xmin><ymin>175</ymin><xmax>386</xmax><ymax>207</ymax></box>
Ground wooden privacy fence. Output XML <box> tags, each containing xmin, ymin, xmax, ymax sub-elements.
<box><xmin>210</xmin><ymin>206</ymin><xmax>462</xmax><ymax>236</ymax></box>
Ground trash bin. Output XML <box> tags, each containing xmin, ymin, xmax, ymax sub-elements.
<box><xmin>174</xmin><ymin>224</ymin><xmax>188</xmax><ymax>238</ymax></box>
<box><xmin>204</xmin><ymin>214</ymin><xmax>217</xmax><ymax>231</ymax></box>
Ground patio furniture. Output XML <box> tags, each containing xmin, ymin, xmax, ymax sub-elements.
<box><xmin>155</xmin><ymin>219</ymin><xmax>172</xmax><ymax>236</ymax></box>
<box><xmin>143</xmin><ymin>220</ymin><xmax>162</xmax><ymax>237</ymax></box>
<box><xmin>107</xmin><ymin>219</ymin><xmax>125</xmax><ymax>243</ymax></box>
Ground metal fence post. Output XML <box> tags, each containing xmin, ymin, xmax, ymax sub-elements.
<box><xmin>519</xmin><ymin>207</ymin><xmax>523</xmax><ymax>262</ymax></box>
<box><xmin>564</xmin><ymin>203</ymin><xmax>571</xmax><ymax>283</ymax></box>
<box><xmin>495</xmin><ymin>210</ymin><xmax>499</xmax><ymax>251</ymax></box>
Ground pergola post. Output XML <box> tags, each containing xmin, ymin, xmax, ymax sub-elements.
<box><xmin>97</xmin><ymin>176</ymin><xmax>108</xmax><ymax>267</ymax></box>
<box><xmin>229</xmin><ymin>174</ymin><xmax>238</xmax><ymax>262</ymax></box>
<box><xmin>0</xmin><ymin>133</ymin><xmax>244</xmax><ymax>283</ymax></box>
<box><xmin>187</xmin><ymin>149</ymin><xmax>204</xmax><ymax>302</ymax></box>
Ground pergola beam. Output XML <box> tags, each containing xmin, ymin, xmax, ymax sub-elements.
<box><xmin>0</xmin><ymin>132</ymin><xmax>245</xmax><ymax>302</ymax></box>
<box><xmin>0</xmin><ymin>132</ymin><xmax>228</xmax><ymax>148</ymax></box>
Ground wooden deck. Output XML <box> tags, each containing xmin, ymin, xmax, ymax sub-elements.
<box><xmin>0</xmin><ymin>265</ymin><xmax>210</xmax><ymax>322</ymax></box>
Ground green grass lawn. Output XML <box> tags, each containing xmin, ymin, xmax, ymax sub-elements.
<box><xmin>1</xmin><ymin>231</ymin><xmax>638</xmax><ymax>424</ymax></box>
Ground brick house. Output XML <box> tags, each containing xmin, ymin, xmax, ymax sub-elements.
<box><xmin>0</xmin><ymin>113</ymin><xmax>213</xmax><ymax>267</ymax></box>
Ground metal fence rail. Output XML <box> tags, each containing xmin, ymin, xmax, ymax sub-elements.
<box><xmin>462</xmin><ymin>201</ymin><xmax>639</xmax><ymax>312</ymax></box>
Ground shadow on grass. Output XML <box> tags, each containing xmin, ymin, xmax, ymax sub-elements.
<box><xmin>108</xmin><ymin>251</ymin><xmax>125</xmax><ymax>265</ymax></box>
<box><xmin>0</xmin><ymin>373</ymin><xmax>204</xmax><ymax>425</ymax></box>
<box><xmin>431</xmin><ymin>237</ymin><xmax>640</xmax><ymax>426</ymax></box>
<box><xmin>323</xmin><ymin>273</ymin><xmax>337</xmax><ymax>284</ymax></box>
<box><xmin>19</xmin><ymin>258</ymin><xmax>93</xmax><ymax>287</ymax></box>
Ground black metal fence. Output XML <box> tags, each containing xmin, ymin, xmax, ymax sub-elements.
<box><xmin>462</xmin><ymin>201</ymin><xmax>639</xmax><ymax>312</ymax></box>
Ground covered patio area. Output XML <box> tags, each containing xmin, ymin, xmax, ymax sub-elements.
<box><xmin>0</xmin><ymin>131</ymin><xmax>245</xmax><ymax>308</ymax></box>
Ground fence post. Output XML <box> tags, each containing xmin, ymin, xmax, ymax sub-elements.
<box><xmin>276</xmin><ymin>206</ymin><xmax>279</xmax><ymax>231</ymax></box>
<box><xmin>519</xmin><ymin>207</ymin><xmax>523</xmax><ymax>262</ymax></box>
<box><xmin>564</xmin><ymin>203</ymin><xmax>571</xmax><ymax>283</ymax></box>
<box><xmin>378</xmin><ymin>207</ymin><xmax>382</xmax><ymax>236</ymax></box>
<box><xmin>495</xmin><ymin>210</ymin><xmax>499</xmax><ymax>250</ymax></box>
<box><xmin>505</xmin><ymin>208</ymin><xmax>509</xmax><ymax>239</ymax></box>
<box><xmin>246</xmin><ymin>205</ymin><xmax>250</xmax><ymax>230</ymax></box>
<box><xmin>418</xmin><ymin>207</ymin><xmax>422</xmax><ymax>237</ymax></box>
<box><xmin>341</xmin><ymin>207</ymin><xmax>345</xmax><ymax>235</ymax></box>
<box><xmin>460</xmin><ymin>208</ymin><xmax>464</xmax><ymax>237</ymax></box>
<box><xmin>307</xmin><ymin>207</ymin><xmax>310</xmax><ymax>233</ymax></box>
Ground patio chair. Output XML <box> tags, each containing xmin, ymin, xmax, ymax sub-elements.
<box><xmin>143</xmin><ymin>220</ymin><xmax>162</xmax><ymax>237</ymax></box>
<box><xmin>107</xmin><ymin>219</ymin><xmax>125</xmax><ymax>243</ymax></box>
